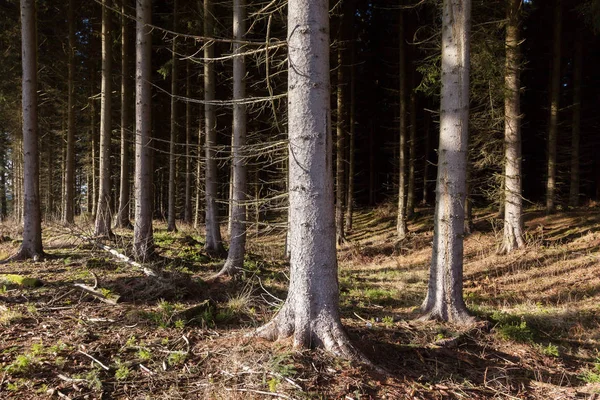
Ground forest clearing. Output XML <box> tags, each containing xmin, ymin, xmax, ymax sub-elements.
<box><xmin>1</xmin><ymin>206</ymin><xmax>600</xmax><ymax>399</ymax></box>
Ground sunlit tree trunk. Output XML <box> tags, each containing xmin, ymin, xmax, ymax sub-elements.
<box><xmin>345</xmin><ymin>36</ymin><xmax>356</xmax><ymax>232</ymax></box>
<box><xmin>569</xmin><ymin>30</ymin><xmax>582</xmax><ymax>208</ymax></box>
<box><xmin>397</xmin><ymin>7</ymin><xmax>408</xmax><ymax>239</ymax></box>
<box><xmin>421</xmin><ymin>0</ymin><xmax>473</xmax><ymax>324</ymax></box>
<box><xmin>335</xmin><ymin>12</ymin><xmax>347</xmax><ymax>245</ymax></box>
<box><xmin>546</xmin><ymin>0</ymin><xmax>561</xmax><ymax>214</ymax></box>
<box><xmin>133</xmin><ymin>0</ymin><xmax>154</xmax><ymax>261</ymax></box>
<box><xmin>421</xmin><ymin>113</ymin><xmax>430</xmax><ymax>205</ymax></box>
<box><xmin>63</xmin><ymin>0</ymin><xmax>75</xmax><ymax>224</ymax></box>
<box><xmin>167</xmin><ymin>0</ymin><xmax>179</xmax><ymax>232</ymax></box>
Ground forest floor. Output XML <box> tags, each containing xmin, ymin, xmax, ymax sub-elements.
<box><xmin>1</xmin><ymin>205</ymin><xmax>600</xmax><ymax>399</ymax></box>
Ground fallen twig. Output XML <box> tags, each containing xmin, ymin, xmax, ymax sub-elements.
<box><xmin>73</xmin><ymin>283</ymin><xmax>119</xmax><ymax>305</ymax></box>
<box><xmin>77</xmin><ymin>350</ymin><xmax>110</xmax><ymax>371</ymax></box>
<box><xmin>224</xmin><ymin>387</ymin><xmax>294</xmax><ymax>399</ymax></box>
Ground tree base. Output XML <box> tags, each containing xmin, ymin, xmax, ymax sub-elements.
<box><xmin>1</xmin><ymin>249</ymin><xmax>45</xmax><ymax>264</ymax></box>
<box><xmin>114</xmin><ymin>220</ymin><xmax>133</xmax><ymax>230</ymax></box>
<box><xmin>419</xmin><ymin>305</ymin><xmax>477</xmax><ymax>326</ymax></box>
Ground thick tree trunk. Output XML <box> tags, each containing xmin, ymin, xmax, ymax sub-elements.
<box><xmin>345</xmin><ymin>37</ymin><xmax>356</xmax><ymax>232</ymax></box>
<box><xmin>167</xmin><ymin>0</ymin><xmax>179</xmax><ymax>232</ymax></box>
<box><xmin>63</xmin><ymin>0</ymin><xmax>75</xmax><ymax>224</ymax></box>
<box><xmin>116</xmin><ymin>0</ymin><xmax>133</xmax><ymax>229</ymax></box>
<box><xmin>407</xmin><ymin>85</ymin><xmax>417</xmax><ymax>219</ymax></box>
<box><xmin>216</xmin><ymin>0</ymin><xmax>247</xmax><ymax>277</ymax></box>
<box><xmin>546</xmin><ymin>0</ymin><xmax>561</xmax><ymax>214</ymax></box>
<box><xmin>335</xmin><ymin>15</ymin><xmax>346</xmax><ymax>245</ymax></box>
<box><xmin>256</xmin><ymin>0</ymin><xmax>360</xmax><ymax>359</ymax></box>
<box><xmin>184</xmin><ymin>61</ymin><xmax>193</xmax><ymax>224</ymax></box>
<box><xmin>203</xmin><ymin>0</ymin><xmax>225</xmax><ymax>256</ymax></box>
<box><xmin>500</xmin><ymin>0</ymin><xmax>525</xmax><ymax>254</ymax></box>
<box><xmin>95</xmin><ymin>0</ymin><xmax>113</xmax><ymax>237</ymax></box>
<box><xmin>569</xmin><ymin>30</ymin><xmax>582</xmax><ymax>208</ymax></box>
<box><xmin>421</xmin><ymin>0</ymin><xmax>473</xmax><ymax>324</ymax></box>
<box><xmin>397</xmin><ymin>8</ymin><xmax>408</xmax><ymax>239</ymax></box>
<box><xmin>133</xmin><ymin>0</ymin><xmax>155</xmax><ymax>261</ymax></box>
<box><xmin>16</xmin><ymin>0</ymin><xmax>43</xmax><ymax>259</ymax></box>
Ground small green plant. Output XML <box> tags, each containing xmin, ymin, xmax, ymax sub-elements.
<box><xmin>5</xmin><ymin>354</ymin><xmax>32</xmax><ymax>374</ymax></box>
<box><xmin>0</xmin><ymin>307</ymin><xmax>24</xmax><ymax>326</ymax></box>
<box><xmin>269</xmin><ymin>353</ymin><xmax>297</xmax><ymax>378</ymax></box>
<box><xmin>541</xmin><ymin>343</ymin><xmax>559</xmax><ymax>357</ymax></box>
<box><xmin>126</xmin><ymin>335</ymin><xmax>138</xmax><ymax>347</ymax></box>
<box><xmin>137</xmin><ymin>348</ymin><xmax>152</xmax><ymax>361</ymax></box>
<box><xmin>30</xmin><ymin>342</ymin><xmax>45</xmax><ymax>357</ymax></box>
<box><xmin>115</xmin><ymin>363</ymin><xmax>131</xmax><ymax>381</ymax></box>
<box><xmin>85</xmin><ymin>369</ymin><xmax>103</xmax><ymax>391</ymax></box>
<box><xmin>167</xmin><ymin>352</ymin><xmax>187</xmax><ymax>366</ymax></box>
<box><xmin>268</xmin><ymin>377</ymin><xmax>280</xmax><ymax>392</ymax></box>
<box><xmin>497</xmin><ymin>320</ymin><xmax>533</xmax><ymax>343</ymax></box>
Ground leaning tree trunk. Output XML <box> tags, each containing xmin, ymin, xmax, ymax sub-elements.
<box><xmin>116</xmin><ymin>0</ymin><xmax>133</xmax><ymax>229</ymax></box>
<box><xmin>335</xmin><ymin>13</ymin><xmax>347</xmax><ymax>245</ymax></box>
<box><xmin>15</xmin><ymin>0</ymin><xmax>43</xmax><ymax>260</ymax></box>
<box><xmin>500</xmin><ymin>0</ymin><xmax>525</xmax><ymax>254</ymax></box>
<box><xmin>255</xmin><ymin>0</ymin><xmax>361</xmax><ymax>359</ymax></box>
<box><xmin>420</xmin><ymin>0</ymin><xmax>473</xmax><ymax>324</ymax></box>
<box><xmin>216</xmin><ymin>0</ymin><xmax>247</xmax><ymax>277</ymax></box>
<box><xmin>63</xmin><ymin>0</ymin><xmax>75</xmax><ymax>224</ymax></box>
<box><xmin>133</xmin><ymin>0</ymin><xmax>154</xmax><ymax>261</ymax></box>
<box><xmin>546</xmin><ymin>0</ymin><xmax>561</xmax><ymax>214</ymax></box>
<box><xmin>95</xmin><ymin>0</ymin><xmax>113</xmax><ymax>237</ymax></box>
<box><xmin>203</xmin><ymin>0</ymin><xmax>225</xmax><ymax>256</ymax></box>
<box><xmin>396</xmin><ymin>7</ymin><xmax>408</xmax><ymax>239</ymax></box>
<box><xmin>167</xmin><ymin>0</ymin><xmax>178</xmax><ymax>232</ymax></box>
<box><xmin>569</xmin><ymin>30</ymin><xmax>582</xmax><ymax>208</ymax></box>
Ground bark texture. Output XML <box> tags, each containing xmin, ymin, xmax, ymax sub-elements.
<box><xmin>569</xmin><ymin>30</ymin><xmax>582</xmax><ymax>208</ymax></box>
<box><xmin>335</xmin><ymin>14</ymin><xmax>347</xmax><ymax>245</ymax></box>
<box><xmin>396</xmin><ymin>8</ymin><xmax>408</xmax><ymax>239</ymax></box>
<box><xmin>421</xmin><ymin>0</ymin><xmax>473</xmax><ymax>324</ymax></box>
<box><xmin>63</xmin><ymin>0</ymin><xmax>75</xmax><ymax>224</ymax></box>
<box><xmin>500</xmin><ymin>0</ymin><xmax>525</xmax><ymax>254</ymax></box>
<box><xmin>184</xmin><ymin>61</ymin><xmax>193</xmax><ymax>224</ymax></box>
<box><xmin>546</xmin><ymin>0</ymin><xmax>561</xmax><ymax>214</ymax></box>
<box><xmin>407</xmin><ymin>86</ymin><xmax>417</xmax><ymax>218</ymax></box>
<box><xmin>256</xmin><ymin>0</ymin><xmax>360</xmax><ymax>358</ymax></box>
<box><xmin>133</xmin><ymin>0</ymin><xmax>155</xmax><ymax>261</ymax></box>
<box><xmin>345</xmin><ymin>37</ymin><xmax>356</xmax><ymax>232</ymax></box>
<box><xmin>167</xmin><ymin>0</ymin><xmax>178</xmax><ymax>232</ymax></box>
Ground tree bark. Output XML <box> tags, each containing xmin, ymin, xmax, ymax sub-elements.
<box><xmin>216</xmin><ymin>0</ymin><xmax>247</xmax><ymax>277</ymax></box>
<box><xmin>335</xmin><ymin>12</ymin><xmax>347</xmax><ymax>245</ymax></box>
<box><xmin>345</xmin><ymin>36</ymin><xmax>356</xmax><ymax>232</ymax></box>
<box><xmin>184</xmin><ymin>60</ymin><xmax>193</xmax><ymax>224</ymax></box>
<box><xmin>420</xmin><ymin>0</ymin><xmax>473</xmax><ymax>324</ymax></box>
<box><xmin>133</xmin><ymin>0</ymin><xmax>155</xmax><ymax>261</ymax></box>
<box><xmin>255</xmin><ymin>0</ymin><xmax>361</xmax><ymax>359</ymax></box>
<box><xmin>569</xmin><ymin>29</ymin><xmax>582</xmax><ymax>208</ymax></box>
<box><xmin>95</xmin><ymin>0</ymin><xmax>113</xmax><ymax>237</ymax></box>
<box><xmin>116</xmin><ymin>0</ymin><xmax>133</xmax><ymax>229</ymax></box>
<box><xmin>63</xmin><ymin>0</ymin><xmax>75</xmax><ymax>224</ymax></box>
<box><xmin>546</xmin><ymin>0</ymin><xmax>561</xmax><ymax>214</ymax></box>
<box><xmin>16</xmin><ymin>0</ymin><xmax>44</xmax><ymax>259</ymax></box>
<box><xmin>397</xmin><ymin>8</ymin><xmax>408</xmax><ymax>239</ymax></box>
<box><xmin>203</xmin><ymin>0</ymin><xmax>225</xmax><ymax>256</ymax></box>
<box><xmin>167</xmin><ymin>0</ymin><xmax>179</xmax><ymax>232</ymax></box>
<box><xmin>421</xmin><ymin>113</ymin><xmax>430</xmax><ymax>205</ymax></box>
<box><xmin>407</xmin><ymin>84</ymin><xmax>417</xmax><ymax>218</ymax></box>
<box><xmin>500</xmin><ymin>0</ymin><xmax>525</xmax><ymax>254</ymax></box>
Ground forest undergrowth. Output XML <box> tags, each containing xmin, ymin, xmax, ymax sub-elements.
<box><xmin>1</xmin><ymin>205</ymin><xmax>600</xmax><ymax>399</ymax></box>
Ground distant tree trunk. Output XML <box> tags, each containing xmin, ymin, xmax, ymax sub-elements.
<box><xmin>421</xmin><ymin>0</ymin><xmax>473</xmax><ymax>324</ymax></box>
<box><xmin>90</xmin><ymin>68</ymin><xmax>98</xmax><ymax>218</ymax></box>
<box><xmin>335</xmin><ymin>13</ymin><xmax>347</xmax><ymax>245</ymax></box>
<box><xmin>500</xmin><ymin>0</ymin><xmax>525</xmax><ymax>254</ymax></box>
<box><xmin>63</xmin><ymin>0</ymin><xmax>75</xmax><ymax>224</ymax></box>
<box><xmin>183</xmin><ymin>60</ymin><xmax>193</xmax><ymax>224</ymax></box>
<box><xmin>421</xmin><ymin>113</ymin><xmax>430</xmax><ymax>205</ymax></box>
<box><xmin>194</xmin><ymin>116</ymin><xmax>204</xmax><ymax>228</ymax></box>
<box><xmin>369</xmin><ymin>120</ymin><xmax>375</xmax><ymax>205</ymax></box>
<box><xmin>116</xmin><ymin>0</ymin><xmax>133</xmax><ymax>229</ymax></box>
<box><xmin>345</xmin><ymin>37</ymin><xmax>356</xmax><ymax>232</ymax></box>
<box><xmin>256</xmin><ymin>0</ymin><xmax>361</xmax><ymax>359</ymax></box>
<box><xmin>407</xmin><ymin>84</ymin><xmax>417</xmax><ymax>218</ymax></box>
<box><xmin>167</xmin><ymin>0</ymin><xmax>179</xmax><ymax>232</ymax></box>
<box><xmin>546</xmin><ymin>0</ymin><xmax>561</xmax><ymax>214</ymax></box>
<box><xmin>133</xmin><ymin>0</ymin><xmax>154</xmax><ymax>261</ymax></box>
<box><xmin>216</xmin><ymin>0</ymin><xmax>247</xmax><ymax>276</ymax></box>
<box><xmin>569</xmin><ymin>30</ymin><xmax>582</xmax><ymax>208</ymax></box>
<box><xmin>204</xmin><ymin>0</ymin><xmax>225</xmax><ymax>256</ymax></box>
<box><xmin>397</xmin><ymin>8</ymin><xmax>408</xmax><ymax>239</ymax></box>
<box><xmin>0</xmin><ymin>164</ymin><xmax>6</xmax><ymax>221</ymax></box>
<box><xmin>15</xmin><ymin>0</ymin><xmax>43</xmax><ymax>259</ymax></box>
<box><xmin>95</xmin><ymin>0</ymin><xmax>113</xmax><ymax>237</ymax></box>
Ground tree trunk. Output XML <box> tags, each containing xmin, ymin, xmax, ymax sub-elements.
<box><xmin>255</xmin><ymin>0</ymin><xmax>361</xmax><ymax>359</ymax></box>
<box><xmin>95</xmin><ymin>0</ymin><xmax>113</xmax><ymax>237</ymax></box>
<box><xmin>569</xmin><ymin>29</ymin><xmax>582</xmax><ymax>208</ymax></box>
<box><xmin>396</xmin><ymin>8</ymin><xmax>408</xmax><ymax>239</ymax></box>
<box><xmin>335</xmin><ymin>13</ymin><xmax>346</xmax><ymax>245</ymax></box>
<box><xmin>546</xmin><ymin>0</ymin><xmax>561</xmax><ymax>214</ymax></box>
<box><xmin>420</xmin><ymin>0</ymin><xmax>473</xmax><ymax>324</ymax></box>
<box><xmin>345</xmin><ymin>36</ymin><xmax>356</xmax><ymax>232</ymax></box>
<box><xmin>63</xmin><ymin>0</ymin><xmax>75</xmax><ymax>224</ymax></box>
<box><xmin>203</xmin><ymin>0</ymin><xmax>225</xmax><ymax>256</ymax></box>
<box><xmin>167</xmin><ymin>0</ymin><xmax>179</xmax><ymax>232</ymax></box>
<box><xmin>16</xmin><ymin>0</ymin><xmax>43</xmax><ymax>259</ymax></box>
<box><xmin>421</xmin><ymin>113</ymin><xmax>430</xmax><ymax>205</ymax></box>
<box><xmin>216</xmin><ymin>0</ymin><xmax>247</xmax><ymax>276</ymax></box>
<box><xmin>184</xmin><ymin>60</ymin><xmax>193</xmax><ymax>224</ymax></box>
<box><xmin>407</xmin><ymin>84</ymin><xmax>417</xmax><ymax>218</ymax></box>
<box><xmin>369</xmin><ymin>120</ymin><xmax>375</xmax><ymax>205</ymax></box>
<box><xmin>116</xmin><ymin>0</ymin><xmax>133</xmax><ymax>229</ymax></box>
<box><xmin>194</xmin><ymin>113</ymin><xmax>204</xmax><ymax>228</ymax></box>
<box><xmin>133</xmin><ymin>0</ymin><xmax>154</xmax><ymax>261</ymax></box>
<box><xmin>0</xmin><ymin>163</ymin><xmax>6</xmax><ymax>221</ymax></box>
<box><xmin>500</xmin><ymin>0</ymin><xmax>525</xmax><ymax>254</ymax></box>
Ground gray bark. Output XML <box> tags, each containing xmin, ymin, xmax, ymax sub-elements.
<box><xmin>133</xmin><ymin>0</ymin><xmax>155</xmax><ymax>261</ymax></box>
<box><xmin>407</xmin><ymin>85</ymin><xmax>416</xmax><ymax>218</ymax></box>
<box><xmin>569</xmin><ymin>30</ymin><xmax>582</xmax><ymax>208</ymax></box>
<box><xmin>345</xmin><ymin>37</ymin><xmax>355</xmax><ymax>231</ymax></box>
<box><xmin>422</xmin><ymin>112</ymin><xmax>430</xmax><ymax>205</ymax></box>
<box><xmin>203</xmin><ymin>0</ymin><xmax>225</xmax><ymax>256</ymax></box>
<box><xmin>255</xmin><ymin>0</ymin><xmax>360</xmax><ymax>358</ymax></box>
<box><xmin>216</xmin><ymin>0</ymin><xmax>247</xmax><ymax>276</ymax></box>
<box><xmin>546</xmin><ymin>0</ymin><xmax>561</xmax><ymax>214</ymax></box>
<box><xmin>421</xmin><ymin>0</ymin><xmax>473</xmax><ymax>324</ymax></box>
<box><xmin>116</xmin><ymin>0</ymin><xmax>133</xmax><ymax>229</ymax></box>
<box><xmin>95</xmin><ymin>0</ymin><xmax>113</xmax><ymax>237</ymax></box>
<box><xmin>63</xmin><ymin>0</ymin><xmax>75</xmax><ymax>224</ymax></box>
<box><xmin>396</xmin><ymin>8</ymin><xmax>408</xmax><ymax>239</ymax></box>
<box><xmin>167</xmin><ymin>0</ymin><xmax>179</xmax><ymax>232</ymax></box>
<box><xmin>184</xmin><ymin>60</ymin><xmax>193</xmax><ymax>224</ymax></box>
<box><xmin>335</xmin><ymin>14</ymin><xmax>346</xmax><ymax>245</ymax></box>
<box><xmin>500</xmin><ymin>0</ymin><xmax>525</xmax><ymax>254</ymax></box>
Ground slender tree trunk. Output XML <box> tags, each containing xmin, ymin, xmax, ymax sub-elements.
<box><xmin>194</xmin><ymin>114</ymin><xmax>204</xmax><ymax>228</ymax></box>
<box><xmin>546</xmin><ymin>0</ymin><xmax>561</xmax><ymax>214</ymax></box>
<box><xmin>184</xmin><ymin>60</ymin><xmax>193</xmax><ymax>224</ymax></box>
<box><xmin>63</xmin><ymin>0</ymin><xmax>75</xmax><ymax>224</ymax></box>
<box><xmin>95</xmin><ymin>0</ymin><xmax>113</xmax><ymax>237</ymax></box>
<box><xmin>204</xmin><ymin>0</ymin><xmax>225</xmax><ymax>256</ymax></box>
<box><xmin>0</xmin><ymin>165</ymin><xmax>6</xmax><ymax>221</ymax></box>
<box><xmin>422</xmin><ymin>113</ymin><xmax>430</xmax><ymax>205</ymax></box>
<box><xmin>397</xmin><ymin>8</ymin><xmax>408</xmax><ymax>238</ymax></box>
<box><xmin>15</xmin><ymin>0</ymin><xmax>43</xmax><ymax>259</ymax></box>
<box><xmin>116</xmin><ymin>0</ymin><xmax>133</xmax><ymax>229</ymax></box>
<box><xmin>407</xmin><ymin>84</ymin><xmax>417</xmax><ymax>218</ymax></box>
<box><xmin>133</xmin><ymin>0</ymin><xmax>154</xmax><ymax>261</ymax></box>
<box><xmin>167</xmin><ymin>0</ymin><xmax>179</xmax><ymax>232</ymax></box>
<box><xmin>216</xmin><ymin>0</ymin><xmax>247</xmax><ymax>276</ymax></box>
<box><xmin>345</xmin><ymin>37</ymin><xmax>356</xmax><ymax>232</ymax></box>
<box><xmin>421</xmin><ymin>0</ymin><xmax>473</xmax><ymax>324</ymax></box>
<box><xmin>90</xmin><ymin>69</ymin><xmax>98</xmax><ymax>218</ymax></box>
<box><xmin>369</xmin><ymin>121</ymin><xmax>375</xmax><ymax>205</ymax></box>
<box><xmin>569</xmin><ymin>30</ymin><xmax>582</xmax><ymax>208</ymax></box>
<box><xmin>335</xmin><ymin>14</ymin><xmax>347</xmax><ymax>245</ymax></box>
<box><xmin>500</xmin><ymin>0</ymin><xmax>525</xmax><ymax>253</ymax></box>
